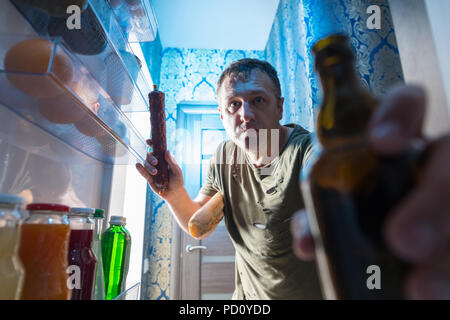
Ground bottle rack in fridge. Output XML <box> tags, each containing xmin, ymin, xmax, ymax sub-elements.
<box><xmin>1</xmin><ymin>0</ymin><xmax>156</xmax><ymax>165</ymax></box>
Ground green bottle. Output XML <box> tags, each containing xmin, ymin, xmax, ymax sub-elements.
<box><xmin>101</xmin><ymin>215</ymin><xmax>131</xmax><ymax>300</ymax></box>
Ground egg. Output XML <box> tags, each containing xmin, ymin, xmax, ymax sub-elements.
<box><xmin>38</xmin><ymin>94</ymin><xmax>85</xmax><ymax>124</ymax></box>
<box><xmin>4</xmin><ymin>39</ymin><xmax>74</xmax><ymax>98</ymax></box>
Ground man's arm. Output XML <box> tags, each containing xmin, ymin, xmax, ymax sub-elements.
<box><xmin>188</xmin><ymin>192</ymin><xmax>224</xmax><ymax>240</ymax></box>
<box><xmin>165</xmin><ymin>191</ymin><xmax>213</xmax><ymax>235</ymax></box>
<box><xmin>136</xmin><ymin>139</ymin><xmax>219</xmax><ymax>238</ymax></box>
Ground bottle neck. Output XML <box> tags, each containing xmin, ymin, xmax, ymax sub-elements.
<box><xmin>94</xmin><ymin>217</ymin><xmax>103</xmax><ymax>234</ymax></box>
<box><xmin>317</xmin><ymin>62</ymin><xmax>375</xmax><ymax>148</ymax></box>
<box><xmin>109</xmin><ymin>224</ymin><xmax>125</xmax><ymax>232</ymax></box>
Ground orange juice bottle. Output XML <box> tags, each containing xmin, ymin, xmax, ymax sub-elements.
<box><xmin>0</xmin><ymin>194</ymin><xmax>25</xmax><ymax>300</ymax></box>
<box><xmin>19</xmin><ymin>203</ymin><xmax>72</xmax><ymax>300</ymax></box>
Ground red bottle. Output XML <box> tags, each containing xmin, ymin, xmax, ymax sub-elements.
<box><xmin>68</xmin><ymin>207</ymin><xmax>97</xmax><ymax>300</ymax></box>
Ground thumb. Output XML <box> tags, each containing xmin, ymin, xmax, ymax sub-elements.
<box><xmin>368</xmin><ymin>84</ymin><xmax>426</xmax><ymax>155</ymax></box>
<box><xmin>290</xmin><ymin>209</ymin><xmax>316</xmax><ymax>261</ymax></box>
<box><xmin>165</xmin><ymin>150</ymin><xmax>180</xmax><ymax>172</ymax></box>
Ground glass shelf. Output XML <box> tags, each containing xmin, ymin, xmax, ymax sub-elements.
<box><xmin>10</xmin><ymin>0</ymin><xmax>152</xmax><ymax>113</ymax></box>
<box><xmin>108</xmin><ymin>0</ymin><xmax>158</xmax><ymax>43</ymax></box>
<box><xmin>0</xmin><ymin>34</ymin><xmax>147</xmax><ymax>165</ymax></box>
<box><xmin>113</xmin><ymin>282</ymin><xmax>141</xmax><ymax>300</ymax></box>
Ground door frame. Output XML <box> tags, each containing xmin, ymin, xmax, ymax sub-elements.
<box><xmin>170</xmin><ymin>101</ymin><xmax>219</xmax><ymax>300</ymax></box>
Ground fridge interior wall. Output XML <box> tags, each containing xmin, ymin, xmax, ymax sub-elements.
<box><xmin>0</xmin><ymin>0</ymin><xmax>148</xmax><ymax>295</ymax></box>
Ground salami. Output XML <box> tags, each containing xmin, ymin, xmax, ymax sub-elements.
<box><xmin>149</xmin><ymin>85</ymin><xmax>169</xmax><ymax>194</ymax></box>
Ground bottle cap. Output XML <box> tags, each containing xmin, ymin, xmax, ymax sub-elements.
<box><xmin>70</xmin><ymin>207</ymin><xmax>95</xmax><ymax>216</ymax></box>
<box><xmin>110</xmin><ymin>215</ymin><xmax>126</xmax><ymax>225</ymax></box>
<box><xmin>94</xmin><ymin>208</ymin><xmax>105</xmax><ymax>218</ymax></box>
<box><xmin>312</xmin><ymin>34</ymin><xmax>354</xmax><ymax>70</ymax></box>
<box><xmin>0</xmin><ymin>193</ymin><xmax>24</xmax><ymax>205</ymax></box>
<box><xmin>27</xmin><ymin>203</ymin><xmax>70</xmax><ymax>213</ymax></box>
<box><xmin>312</xmin><ymin>33</ymin><xmax>349</xmax><ymax>54</ymax></box>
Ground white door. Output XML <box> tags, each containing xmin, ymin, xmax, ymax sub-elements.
<box><xmin>171</xmin><ymin>102</ymin><xmax>235</xmax><ymax>300</ymax></box>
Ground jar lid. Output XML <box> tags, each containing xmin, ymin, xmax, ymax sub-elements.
<box><xmin>0</xmin><ymin>193</ymin><xmax>24</xmax><ymax>205</ymax></box>
<box><xmin>27</xmin><ymin>203</ymin><xmax>70</xmax><ymax>212</ymax></box>
<box><xmin>94</xmin><ymin>208</ymin><xmax>105</xmax><ymax>218</ymax></box>
<box><xmin>70</xmin><ymin>207</ymin><xmax>95</xmax><ymax>216</ymax></box>
<box><xmin>110</xmin><ymin>215</ymin><xmax>126</xmax><ymax>225</ymax></box>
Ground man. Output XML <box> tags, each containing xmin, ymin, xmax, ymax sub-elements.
<box><xmin>136</xmin><ymin>58</ymin><xmax>450</xmax><ymax>300</ymax></box>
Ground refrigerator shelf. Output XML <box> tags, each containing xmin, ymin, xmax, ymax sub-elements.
<box><xmin>108</xmin><ymin>0</ymin><xmax>158</xmax><ymax>43</ymax></box>
<box><xmin>0</xmin><ymin>34</ymin><xmax>147</xmax><ymax>165</ymax></box>
<box><xmin>10</xmin><ymin>0</ymin><xmax>152</xmax><ymax>113</ymax></box>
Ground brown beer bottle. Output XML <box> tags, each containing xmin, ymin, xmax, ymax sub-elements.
<box><xmin>301</xmin><ymin>34</ymin><xmax>426</xmax><ymax>299</ymax></box>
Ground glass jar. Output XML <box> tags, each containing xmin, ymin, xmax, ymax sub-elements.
<box><xmin>68</xmin><ymin>207</ymin><xmax>97</xmax><ymax>300</ymax></box>
<box><xmin>19</xmin><ymin>203</ymin><xmax>71</xmax><ymax>300</ymax></box>
<box><xmin>0</xmin><ymin>193</ymin><xmax>25</xmax><ymax>300</ymax></box>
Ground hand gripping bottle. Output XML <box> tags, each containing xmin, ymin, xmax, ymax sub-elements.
<box><xmin>301</xmin><ymin>34</ymin><xmax>427</xmax><ymax>299</ymax></box>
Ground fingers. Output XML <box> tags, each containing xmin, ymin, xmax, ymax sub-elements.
<box><xmin>146</xmin><ymin>153</ymin><xmax>158</xmax><ymax>167</ymax></box>
<box><xmin>384</xmin><ymin>135</ymin><xmax>450</xmax><ymax>263</ymax></box>
<box><xmin>135</xmin><ymin>163</ymin><xmax>153</xmax><ymax>182</ymax></box>
<box><xmin>165</xmin><ymin>150</ymin><xmax>176</xmax><ymax>166</ymax></box>
<box><xmin>368</xmin><ymin>84</ymin><xmax>426</xmax><ymax>155</ymax></box>
<box><xmin>290</xmin><ymin>209</ymin><xmax>316</xmax><ymax>261</ymax></box>
<box><xmin>144</xmin><ymin>138</ymin><xmax>159</xmax><ymax>169</ymax></box>
<box><xmin>165</xmin><ymin>150</ymin><xmax>182</xmax><ymax>175</ymax></box>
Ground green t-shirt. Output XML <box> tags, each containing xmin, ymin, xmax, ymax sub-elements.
<box><xmin>199</xmin><ymin>123</ymin><xmax>323</xmax><ymax>300</ymax></box>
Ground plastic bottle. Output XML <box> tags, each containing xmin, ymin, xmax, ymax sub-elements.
<box><xmin>0</xmin><ymin>193</ymin><xmax>25</xmax><ymax>300</ymax></box>
<box><xmin>68</xmin><ymin>207</ymin><xmax>97</xmax><ymax>300</ymax></box>
<box><xmin>101</xmin><ymin>215</ymin><xmax>131</xmax><ymax>300</ymax></box>
<box><xmin>92</xmin><ymin>208</ymin><xmax>105</xmax><ymax>300</ymax></box>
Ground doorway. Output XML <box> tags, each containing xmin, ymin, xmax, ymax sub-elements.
<box><xmin>170</xmin><ymin>101</ymin><xmax>235</xmax><ymax>300</ymax></box>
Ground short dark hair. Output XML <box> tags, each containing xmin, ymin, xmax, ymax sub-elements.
<box><xmin>216</xmin><ymin>58</ymin><xmax>282</xmax><ymax>100</ymax></box>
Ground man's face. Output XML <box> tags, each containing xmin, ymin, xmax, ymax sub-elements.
<box><xmin>217</xmin><ymin>69</ymin><xmax>284</xmax><ymax>151</ymax></box>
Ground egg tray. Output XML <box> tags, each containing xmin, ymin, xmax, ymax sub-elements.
<box><xmin>0</xmin><ymin>34</ymin><xmax>147</xmax><ymax>165</ymax></box>
<box><xmin>9</xmin><ymin>0</ymin><xmax>151</xmax><ymax>113</ymax></box>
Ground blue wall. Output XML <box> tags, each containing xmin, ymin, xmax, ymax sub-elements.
<box><xmin>265</xmin><ymin>0</ymin><xmax>404</xmax><ymax>131</ymax></box>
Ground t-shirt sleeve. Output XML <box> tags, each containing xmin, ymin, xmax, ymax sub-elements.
<box><xmin>198</xmin><ymin>143</ymin><xmax>223</xmax><ymax>197</ymax></box>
